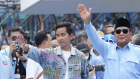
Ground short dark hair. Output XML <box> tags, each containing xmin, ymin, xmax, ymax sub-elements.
<box><xmin>8</xmin><ymin>27</ymin><xmax>22</xmax><ymax>37</ymax></box>
<box><xmin>77</xmin><ymin>31</ymin><xmax>88</xmax><ymax>43</ymax></box>
<box><xmin>55</xmin><ymin>22</ymin><xmax>73</xmax><ymax>35</ymax></box>
<box><xmin>35</xmin><ymin>31</ymin><xmax>48</xmax><ymax>46</ymax></box>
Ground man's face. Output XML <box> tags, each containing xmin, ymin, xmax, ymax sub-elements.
<box><xmin>8</xmin><ymin>31</ymin><xmax>21</xmax><ymax>45</ymax></box>
<box><xmin>56</xmin><ymin>27</ymin><xmax>72</xmax><ymax>48</ymax></box>
<box><xmin>114</xmin><ymin>27</ymin><xmax>132</xmax><ymax>45</ymax></box>
<box><xmin>106</xmin><ymin>27</ymin><xmax>114</xmax><ymax>34</ymax></box>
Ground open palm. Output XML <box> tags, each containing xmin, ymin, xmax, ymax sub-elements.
<box><xmin>17</xmin><ymin>34</ymin><xmax>26</xmax><ymax>49</ymax></box>
<box><xmin>77</xmin><ymin>4</ymin><xmax>91</xmax><ymax>24</ymax></box>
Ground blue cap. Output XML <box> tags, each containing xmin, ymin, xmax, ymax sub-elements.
<box><xmin>103</xmin><ymin>34</ymin><xmax>116</xmax><ymax>43</ymax></box>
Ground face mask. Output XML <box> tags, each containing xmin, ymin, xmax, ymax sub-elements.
<box><xmin>85</xmin><ymin>56</ymin><xmax>89</xmax><ymax>60</ymax></box>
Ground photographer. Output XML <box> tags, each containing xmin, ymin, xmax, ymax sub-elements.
<box><xmin>76</xmin><ymin>42</ymin><xmax>105</xmax><ymax>79</ymax></box>
<box><xmin>0</xmin><ymin>28</ymin><xmax>27</xmax><ymax>79</ymax></box>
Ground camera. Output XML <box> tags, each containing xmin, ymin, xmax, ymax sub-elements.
<box><xmin>89</xmin><ymin>64</ymin><xmax>105</xmax><ymax>72</ymax></box>
<box><xmin>13</xmin><ymin>41</ymin><xmax>19</xmax><ymax>47</ymax></box>
<box><xmin>12</xmin><ymin>41</ymin><xmax>23</xmax><ymax>56</ymax></box>
<box><xmin>16</xmin><ymin>48</ymin><xmax>23</xmax><ymax>56</ymax></box>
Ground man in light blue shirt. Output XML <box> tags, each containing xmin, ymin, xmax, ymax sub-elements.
<box><xmin>0</xmin><ymin>28</ymin><xmax>27</xmax><ymax>78</ymax></box>
<box><xmin>77</xmin><ymin>4</ymin><xmax>140</xmax><ymax>79</ymax></box>
<box><xmin>0</xmin><ymin>53</ymin><xmax>14</xmax><ymax>79</ymax></box>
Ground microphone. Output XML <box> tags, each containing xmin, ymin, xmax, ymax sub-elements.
<box><xmin>89</xmin><ymin>64</ymin><xmax>105</xmax><ymax>72</ymax></box>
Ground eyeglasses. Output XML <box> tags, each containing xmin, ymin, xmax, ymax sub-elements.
<box><xmin>115</xmin><ymin>29</ymin><xmax>129</xmax><ymax>34</ymax></box>
<box><xmin>10</xmin><ymin>36</ymin><xmax>17</xmax><ymax>41</ymax></box>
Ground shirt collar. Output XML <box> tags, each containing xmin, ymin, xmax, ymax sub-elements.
<box><xmin>4</xmin><ymin>46</ymin><xmax>10</xmax><ymax>55</ymax></box>
<box><xmin>56</xmin><ymin>45</ymin><xmax>76</xmax><ymax>56</ymax></box>
<box><xmin>116</xmin><ymin>42</ymin><xmax>131</xmax><ymax>50</ymax></box>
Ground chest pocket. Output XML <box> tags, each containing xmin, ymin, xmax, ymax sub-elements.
<box><xmin>124</xmin><ymin>57</ymin><xmax>139</xmax><ymax>73</ymax></box>
<box><xmin>106</xmin><ymin>51</ymin><xmax>119</xmax><ymax>70</ymax></box>
<box><xmin>73</xmin><ymin>64</ymin><xmax>81</xmax><ymax>71</ymax></box>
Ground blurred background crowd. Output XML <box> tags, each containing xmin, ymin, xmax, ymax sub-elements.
<box><xmin>0</xmin><ymin>0</ymin><xmax>140</xmax><ymax>49</ymax></box>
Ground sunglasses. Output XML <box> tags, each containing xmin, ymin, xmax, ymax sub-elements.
<box><xmin>115</xmin><ymin>29</ymin><xmax>129</xmax><ymax>34</ymax></box>
<box><xmin>10</xmin><ymin>36</ymin><xmax>17</xmax><ymax>41</ymax></box>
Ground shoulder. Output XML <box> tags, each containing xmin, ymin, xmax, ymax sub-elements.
<box><xmin>130</xmin><ymin>44</ymin><xmax>140</xmax><ymax>58</ymax></box>
<box><xmin>0</xmin><ymin>48</ymin><xmax>9</xmax><ymax>56</ymax></box>
<box><xmin>0</xmin><ymin>53</ymin><xmax>10</xmax><ymax>61</ymax></box>
<box><xmin>132</xmin><ymin>44</ymin><xmax>140</xmax><ymax>48</ymax></box>
<box><xmin>131</xmin><ymin>43</ymin><xmax>140</xmax><ymax>50</ymax></box>
<box><xmin>75</xmin><ymin>48</ymin><xmax>84</xmax><ymax>56</ymax></box>
<box><xmin>40</xmin><ymin>48</ymin><xmax>56</xmax><ymax>54</ymax></box>
<box><xmin>74</xmin><ymin>48</ymin><xmax>87</xmax><ymax>60</ymax></box>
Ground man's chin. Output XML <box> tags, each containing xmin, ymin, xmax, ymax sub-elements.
<box><xmin>118</xmin><ymin>39</ymin><xmax>125</xmax><ymax>43</ymax></box>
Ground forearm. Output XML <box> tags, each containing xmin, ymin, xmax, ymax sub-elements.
<box><xmin>84</xmin><ymin>22</ymin><xmax>108</xmax><ymax>57</ymax></box>
<box><xmin>26</xmin><ymin>45</ymin><xmax>40</xmax><ymax>63</ymax></box>
<box><xmin>84</xmin><ymin>17</ymin><xmax>90</xmax><ymax>25</ymax></box>
<box><xmin>22</xmin><ymin>44</ymin><xmax>29</xmax><ymax>53</ymax></box>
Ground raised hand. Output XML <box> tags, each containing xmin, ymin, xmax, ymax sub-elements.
<box><xmin>17</xmin><ymin>34</ymin><xmax>26</xmax><ymax>49</ymax></box>
<box><xmin>77</xmin><ymin>4</ymin><xmax>92</xmax><ymax>24</ymax></box>
<box><xmin>17</xmin><ymin>34</ymin><xmax>29</xmax><ymax>53</ymax></box>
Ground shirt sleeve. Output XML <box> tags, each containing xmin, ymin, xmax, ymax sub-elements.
<box><xmin>84</xmin><ymin>22</ymin><xmax>109</xmax><ymax>59</ymax></box>
<box><xmin>26</xmin><ymin>58</ymin><xmax>43</xmax><ymax>79</ymax></box>
<box><xmin>27</xmin><ymin>45</ymin><xmax>40</xmax><ymax>64</ymax></box>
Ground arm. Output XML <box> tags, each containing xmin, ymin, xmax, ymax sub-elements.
<box><xmin>17</xmin><ymin>34</ymin><xmax>40</xmax><ymax>63</ymax></box>
<box><xmin>77</xmin><ymin>4</ymin><xmax>109</xmax><ymax>58</ymax></box>
<box><xmin>85</xmin><ymin>22</ymin><xmax>109</xmax><ymax>58</ymax></box>
<box><xmin>25</xmin><ymin>45</ymin><xmax>40</xmax><ymax>63</ymax></box>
